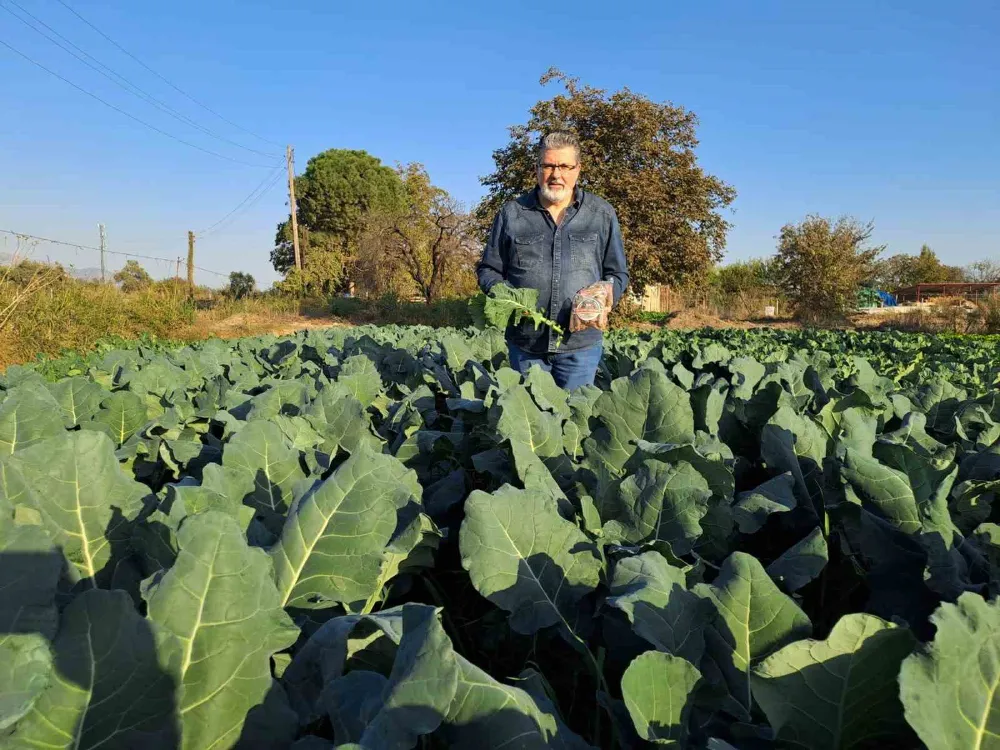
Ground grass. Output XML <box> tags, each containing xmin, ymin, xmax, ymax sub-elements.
<box><xmin>0</xmin><ymin>268</ymin><xmax>329</xmax><ymax>370</ymax></box>
<box><xmin>329</xmin><ymin>293</ymin><xmax>474</xmax><ymax>328</ymax></box>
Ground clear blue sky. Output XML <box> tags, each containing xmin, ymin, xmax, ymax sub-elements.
<box><xmin>1</xmin><ymin>0</ymin><xmax>997</xmax><ymax>287</ymax></box>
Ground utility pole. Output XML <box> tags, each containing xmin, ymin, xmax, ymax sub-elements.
<box><xmin>286</xmin><ymin>145</ymin><xmax>302</xmax><ymax>275</ymax></box>
<box><xmin>175</xmin><ymin>257</ymin><xmax>181</xmax><ymax>280</ymax></box>
<box><xmin>98</xmin><ymin>223</ymin><xmax>107</xmax><ymax>282</ymax></box>
<box><xmin>187</xmin><ymin>231</ymin><xmax>195</xmax><ymax>298</ymax></box>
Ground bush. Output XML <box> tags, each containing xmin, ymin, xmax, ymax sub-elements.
<box><xmin>329</xmin><ymin>294</ymin><xmax>472</xmax><ymax>328</ymax></box>
<box><xmin>227</xmin><ymin>272</ymin><xmax>256</xmax><ymax>300</ymax></box>
<box><xmin>114</xmin><ymin>260</ymin><xmax>153</xmax><ymax>292</ymax></box>
<box><xmin>775</xmin><ymin>215</ymin><xmax>884</xmax><ymax>324</ymax></box>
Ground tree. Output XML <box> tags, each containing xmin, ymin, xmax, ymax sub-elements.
<box><xmin>774</xmin><ymin>215</ymin><xmax>885</xmax><ymax>322</ymax></box>
<box><xmin>964</xmin><ymin>259</ymin><xmax>1000</xmax><ymax>283</ymax></box>
<box><xmin>271</xmin><ymin>149</ymin><xmax>406</xmax><ymax>294</ymax></box>
<box><xmin>872</xmin><ymin>245</ymin><xmax>963</xmax><ymax>290</ymax></box>
<box><xmin>227</xmin><ymin>271</ymin><xmax>255</xmax><ymax>299</ymax></box>
<box><xmin>708</xmin><ymin>257</ymin><xmax>782</xmax><ymax>296</ymax></box>
<box><xmin>114</xmin><ymin>260</ymin><xmax>153</xmax><ymax>292</ymax></box>
<box><xmin>476</xmin><ymin>69</ymin><xmax>736</xmax><ymax>292</ymax></box>
<box><xmin>359</xmin><ymin>164</ymin><xmax>478</xmax><ymax>303</ymax></box>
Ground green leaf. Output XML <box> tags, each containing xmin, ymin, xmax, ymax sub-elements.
<box><xmin>460</xmin><ymin>485</ymin><xmax>602</xmax><ymax>635</ymax></box>
<box><xmin>694</xmin><ymin>551</ymin><xmax>812</xmax><ymax>718</ymax></box>
<box><xmin>607</xmin><ymin>551</ymin><xmax>713</xmax><ymax>665</ymax></box>
<box><xmin>495</xmin><ymin>384</ymin><xmax>564</xmax><ymax>458</ymax></box>
<box><xmin>767</xmin><ymin>527</ymin><xmax>828</xmax><ymax>592</ymax></box>
<box><xmin>305</xmin><ymin>388</ymin><xmax>383</xmax><ymax>457</ymax></box>
<box><xmin>471</xmin><ymin>284</ymin><xmax>564</xmax><ymax>336</ymax></box>
<box><xmin>3</xmin><ymin>431</ymin><xmax>149</xmax><ymax>584</ymax></box>
<box><xmin>442</xmin><ymin>657</ymin><xmax>591</xmax><ymax>749</ymax></box>
<box><xmin>524</xmin><ymin>366</ymin><xmax>572</xmax><ymax>419</ymax></box>
<box><xmin>324</xmin><ymin>670</ymin><xmax>387</xmax><ymax>744</ymax></box>
<box><xmin>90</xmin><ymin>391</ymin><xmax>149</xmax><ymax>445</ymax></box>
<box><xmin>271</xmin><ymin>448</ymin><xmax>420</xmax><ymax>609</ymax></box>
<box><xmin>146</xmin><ymin>511</ymin><xmax>298</xmax><ymax>750</ymax></box>
<box><xmin>621</xmin><ymin>651</ymin><xmax>703</xmax><ymax>746</ymax></box>
<box><xmin>751</xmin><ymin>613</ymin><xmax>917</xmax><ymax>750</ymax></box>
<box><xmin>9</xmin><ymin>589</ymin><xmax>176</xmax><ymax>749</ymax></box>
<box><xmin>222</xmin><ymin>420</ymin><xmax>306</xmax><ymax>532</ymax></box>
<box><xmin>47</xmin><ymin>377</ymin><xmax>109</xmax><ymax>428</ymax></box>
<box><xmin>733</xmin><ymin>473</ymin><xmax>797</xmax><ymax>534</ymax></box>
<box><xmin>584</xmin><ymin>368</ymin><xmax>696</xmax><ymax>476</ymax></box>
<box><xmin>0</xmin><ymin>383</ymin><xmax>66</xmax><ymax>456</ymax></box>
<box><xmin>900</xmin><ymin>592</ymin><xmax>1000</xmax><ymax>750</ymax></box>
<box><xmin>0</xmin><ymin>523</ymin><xmax>60</xmax><ymax>730</ymax></box>
<box><xmin>355</xmin><ymin>605</ymin><xmax>459</xmax><ymax>748</ymax></box>
<box><xmin>335</xmin><ymin>356</ymin><xmax>384</xmax><ymax>408</ymax></box>
<box><xmin>602</xmin><ymin>460</ymin><xmax>712</xmax><ymax>555</ymax></box>
<box><xmin>363</xmin><ymin>510</ymin><xmax>442</xmax><ymax>614</ymax></box>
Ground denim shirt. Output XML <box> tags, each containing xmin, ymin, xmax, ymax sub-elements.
<box><xmin>476</xmin><ymin>187</ymin><xmax>629</xmax><ymax>353</ymax></box>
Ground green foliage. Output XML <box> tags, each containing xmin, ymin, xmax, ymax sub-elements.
<box><xmin>271</xmin><ymin>149</ymin><xmax>406</xmax><ymax>295</ymax></box>
<box><xmin>775</xmin><ymin>214</ymin><xmax>885</xmax><ymax>323</ymax></box>
<box><xmin>1</xmin><ymin>323</ymin><xmax>1000</xmax><ymax>747</ymax></box>
<box><xmin>227</xmin><ymin>271</ymin><xmax>256</xmax><ymax>299</ymax></box>
<box><xmin>113</xmin><ymin>259</ymin><xmax>153</xmax><ymax>292</ymax></box>
<box><xmin>873</xmin><ymin>244</ymin><xmax>965</xmax><ymax>290</ymax></box>
<box><xmin>476</xmin><ymin>68</ymin><xmax>736</xmax><ymax>291</ymax></box>
<box><xmin>707</xmin><ymin>257</ymin><xmax>781</xmax><ymax>296</ymax></box>
<box><xmin>468</xmin><ymin>282</ymin><xmax>564</xmax><ymax>336</ymax></box>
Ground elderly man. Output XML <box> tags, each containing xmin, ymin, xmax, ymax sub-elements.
<box><xmin>476</xmin><ymin>131</ymin><xmax>629</xmax><ymax>389</ymax></box>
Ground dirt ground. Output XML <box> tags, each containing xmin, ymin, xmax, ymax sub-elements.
<box><xmin>641</xmin><ymin>310</ymin><xmax>802</xmax><ymax>331</ymax></box>
<box><xmin>179</xmin><ymin>312</ymin><xmax>349</xmax><ymax>341</ymax></box>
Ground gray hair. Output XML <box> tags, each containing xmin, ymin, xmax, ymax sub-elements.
<box><xmin>536</xmin><ymin>131</ymin><xmax>580</xmax><ymax>165</ymax></box>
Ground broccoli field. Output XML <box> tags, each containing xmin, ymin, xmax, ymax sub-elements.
<box><xmin>2</xmin><ymin>325</ymin><xmax>1000</xmax><ymax>749</ymax></box>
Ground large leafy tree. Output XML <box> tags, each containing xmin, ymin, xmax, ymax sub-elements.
<box><xmin>775</xmin><ymin>215</ymin><xmax>885</xmax><ymax>322</ymax></box>
<box><xmin>359</xmin><ymin>164</ymin><xmax>478</xmax><ymax>303</ymax></box>
<box><xmin>475</xmin><ymin>68</ymin><xmax>737</xmax><ymax>291</ymax></box>
<box><xmin>271</xmin><ymin>149</ymin><xmax>406</xmax><ymax>294</ymax></box>
<box><xmin>873</xmin><ymin>244</ymin><xmax>963</xmax><ymax>290</ymax></box>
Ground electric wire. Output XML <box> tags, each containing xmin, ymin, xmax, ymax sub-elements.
<box><xmin>0</xmin><ymin>229</ymin><xmax>229</xmax><ymax>277</ymax></box>
<box><xmin>0</xmin><ymin>36</ymin><xmax>277</xmax><ymax>168</ymax></box>
<box><xmin>54</xmin><ymin>0</ymin><xmax>284</xmax><ymax>149</ymax></box>
<box><xmin>0</xmin><ymin>0</ymin><xmax>281</xmax><ymax>159</ymax></box>
<box><xmin>196</xmin><ymin>165</ymin><xmax>286</xmax><ymax>237</ymax></box>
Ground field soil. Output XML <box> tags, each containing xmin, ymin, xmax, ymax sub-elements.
<box><xmin>180</xmin><ymin>310</ymin><xmax>348</xmax><ymax>341</ymax></box>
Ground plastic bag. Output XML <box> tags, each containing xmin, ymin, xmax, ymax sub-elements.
<box><xmin>569</xmin><ymin>281</ymin><xmax>614</xmax><ymax>333</ymax></box>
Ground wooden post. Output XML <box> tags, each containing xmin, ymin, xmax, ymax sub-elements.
<box><xmin>98</xmin><ymin>223</ymin><xmax>107</xmax><ymax>282</ymax></box>
<box><xmin>287</xmin><ymin>145</ymin><xmax>302</xmax><ymax>276</ymax></box>
<box><xmin>187</xmin><ymin>231</ymin><xmax>195</xmax><ymax>298</ymax></box>
<box><xmin>175</xmin><ymin>257</ymin><xmax>181</xmax><ymax>279</ymax></box>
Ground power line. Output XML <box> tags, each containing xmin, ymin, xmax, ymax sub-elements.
<box><xmin>0</xmin><ymin>36</ymin><xmax>277</xmax><ymax>168</ymax></box>
<box><xmin>54</xmin><ymin>0</ymin><xmax>283</xmax><ymax>150</ymax></box>
<box><xmin>0</xmin><ymin>229</ymin><xmax>229</xmax><ymax>277</ymax></box>
<box><xmin>0</xmin><ymin>0</ymin><xmax>281</xmax><ymax>160</ymax></box>
<box><xmin>197</xmin><ymin>165</ymin><xmax>285</xmax><ymax>237</ymax></box>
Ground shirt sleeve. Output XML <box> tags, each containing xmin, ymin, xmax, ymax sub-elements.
<box><xmin>602</xmin><ymin>209</ymin><xmax>629</xmax><ymax>305</ymax></box>
<box><xmin>476</xmin><ymin>209</ymin><xmax>507</xmax><ymax>293</ymax></box>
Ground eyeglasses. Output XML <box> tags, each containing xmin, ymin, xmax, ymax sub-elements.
<box><xmin>538</xmin><ymin>163</ymin><xmax>579</xmax><ymax>174</ymax></box>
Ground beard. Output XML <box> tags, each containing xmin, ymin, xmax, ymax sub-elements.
<box><xmin>539</xmin><ymin>181</ymin><xmax>569</xmax><ymax>204</ymax></box>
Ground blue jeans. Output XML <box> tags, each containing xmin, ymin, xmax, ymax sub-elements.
<box><xmin>508</xmin><ymin>341</ymin><xmax>603</xmax><ymax>391</ymax></box>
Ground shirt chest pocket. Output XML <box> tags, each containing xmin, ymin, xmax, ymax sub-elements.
<box><xmin>512</xmin><ymin>233</ymin><xmax>546</xmax><ymax>271</ymax></box>
<box><xmin>569</xmin><ymin>232</ymin><xmax>600</xmax><ymax>276</ymax></box>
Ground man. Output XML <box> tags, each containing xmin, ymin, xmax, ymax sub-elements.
<box><xmin>476</xmin><ymin>131</ymin><xmax>629</xmax><ymax>389</ymax></box>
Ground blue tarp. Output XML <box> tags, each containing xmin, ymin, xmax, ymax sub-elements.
<box><xmin>877</xmin><ymin>290</ymin><xmax>897</xmax><ymax>307</ymax></box>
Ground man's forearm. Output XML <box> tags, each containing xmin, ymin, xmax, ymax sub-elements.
<box><xmin>477</xmin><ymin>266</ymin><xmax>504</xmax><ymax>293</ymax></box>
<box><xmin>603</xmin><ymin>213</ymin><xmax>629</xmax><ymax>305</ymax></box>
